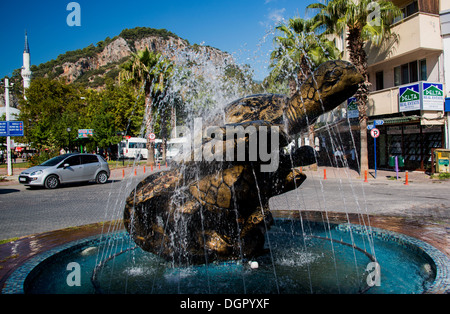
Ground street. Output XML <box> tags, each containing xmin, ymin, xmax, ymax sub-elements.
<box><xmin>0</xmin><ymin>173</ymin><xmax>147</xmax><ymax>240</ymax></box>
<box><xmin>1</xmin><ymin>168</ymin><xmax>450</xmax><ymax>241</ymax></box>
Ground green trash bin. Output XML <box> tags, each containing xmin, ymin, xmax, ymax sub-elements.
<box><xmin>389</xmin><ymin>155</ymin><xmax>404</xmax><ymax>167</ymax></box>
<box><xmin>388</xmin><ymin>156</ymin><xmax>395</xmax><ymax>167</ymax></box>
<box><xmin>398</xmin><ymin>156</ymin><xmax>404</xmax><ymax>167</ymax></box>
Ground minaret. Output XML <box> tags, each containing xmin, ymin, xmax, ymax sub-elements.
<box><xmin>21</xmin><ymin>31</ymin><xmax>31</xmax><ymax>91</ymax></box>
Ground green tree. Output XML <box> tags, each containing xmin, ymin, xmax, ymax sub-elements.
<box><xmin>307</xmin><ymin>0</ymin><xmax>401</xmax><ymax>174</ymax></box>
<box><xmin>269</xmin><ymin>16</ymin><xmax>342</xmax><ymax>149</ymax></box>
<box><xmin>19</xmin><ymin>78</ymin><xmax>86</xmax><ymax>153</ymax></box>
<box><xmin>119</xmin><ymin>48</ymin><xmax>173</xmax><ymax>164</ymax></box>
<box><xmin>269</xmin><ymin>17</ymin><xmax>341</xmax><ymax>97</ymax></box>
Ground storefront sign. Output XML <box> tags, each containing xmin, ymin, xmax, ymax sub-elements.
<box><xmin>399</xmin><ymin>82</ymin><xmax>444</xmax><ymax>112</ymax></box>
<box><xmin>422</xmin><ymin>83</ymin><xmax>444</xmax><ymax>110</ymax></box>
<box><xmin>347</xmin><ymin>97</ymin><xmax>359</xmax><ymax>118</ymax></box>
<box><xmin>444</xmin><ymin>97</ymin><xmax>450</xmax><ymax>113</ymax></box>
<box><xmin>399</xmin><ymin>83</ymin><xmax>420</xmax><ymax>112</ymax></box>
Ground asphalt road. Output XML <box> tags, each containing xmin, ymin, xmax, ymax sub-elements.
<box><xmin>0</xmin><ymin>174</ymin><xmax>147</xmax><ymax>240</ymax></box>
<box><xmin>0</xmin><ymin>170</ymin><xmax>449</xmax><ymax>240</ymax></box>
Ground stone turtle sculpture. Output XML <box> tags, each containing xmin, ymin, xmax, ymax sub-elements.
<box><xmin>123</xmin><ymin>60</ymin><xmax>364</xmax><ymax>264</ymax></box>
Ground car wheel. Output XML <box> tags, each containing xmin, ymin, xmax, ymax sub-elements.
<box><xmin>96</xmin><ymin>171</ymin><xmax>108</xmax><ymax>184</ymax></box>
<box><xmin>44</xmin><ymin>175</ymin><xmax>60</xmax><ymax>189</ymax></box>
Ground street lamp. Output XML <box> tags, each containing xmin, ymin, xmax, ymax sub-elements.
<box><xmin>67</xmin><ymin>127</ymin><xmax>71</xmax><ymax>153</ymax></box>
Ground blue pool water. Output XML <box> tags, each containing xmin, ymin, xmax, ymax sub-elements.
<box><xmin>23</xmin><ymin>219</ymin><xmax>437</xmax><ymax>294</ymax></box>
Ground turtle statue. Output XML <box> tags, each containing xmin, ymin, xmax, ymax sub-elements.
<box><xmin>123</xmin><ymin>60</ymin><xmax>364</xmax><ymax>265</ymax></box>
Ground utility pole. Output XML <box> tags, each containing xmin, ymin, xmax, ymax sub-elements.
<box><xmin>4</xmin><ymin>78</ymin><xmax>13</xmax><ymax>176</ymax></box>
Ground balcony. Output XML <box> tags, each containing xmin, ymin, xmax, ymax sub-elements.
<box><xmin>366</xmin><ymin>12</ymin><xmax>443</xmax><ymax>66</ymax></box>
<box><xmin>368</xmin><ymin>87</ymin><xmax>400</xmax><ymax>116</ymax></box>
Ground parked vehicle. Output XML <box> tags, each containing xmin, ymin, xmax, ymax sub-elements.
<box><xmin>118</xmin><ymin>137</ymin><xmax>149</xmax><ymax>160</ymax></box>
<box><xmin>166</xmin><ymin>137</ymin><xmax>188</xmax><ymax>160</ymax></box>
<box><xmin>18</xmin><ymin>153</ymin><xmax>110</xmax><ymax>189</ymax></box>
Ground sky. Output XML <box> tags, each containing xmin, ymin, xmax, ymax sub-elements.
<box><xmin>0</xmin><ymin>0</ymin><xmax>313</xmax><ymax>82</ymax></box>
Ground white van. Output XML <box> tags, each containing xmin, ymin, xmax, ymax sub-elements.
<box><xmin>166</xmin><ymin>137</ymin><xmax>188</xmax><ymax>161</ymax></box>
<box><xmin>118</xmin><ymin>137</ymin><xmax>149</xmax><ymax>160</ymax></box>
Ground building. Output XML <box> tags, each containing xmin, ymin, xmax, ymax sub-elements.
<box><xmin>441</xmin><ymin>6</ymin><xmax>450</xmax><ymax>148</ymax></box>
<box><xmin>314</xmin><ymin>0</ymin><xmax>449</xmax><ymax>172</ymax></box>
<box><xmin>21</xmin><ymin>31</ymin><xmax>31</xmax><ymax>91</ymax></box>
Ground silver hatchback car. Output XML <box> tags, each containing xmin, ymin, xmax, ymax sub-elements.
<box><xmin>19</xmin><ymin>153</ymin><xmax>111</xmax><ymax>189</ymax></box>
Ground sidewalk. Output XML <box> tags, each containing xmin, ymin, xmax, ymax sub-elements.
<box><xmin>1</xmin><ymin>164</ymin><xmax>447</xmax><ymax>186</ymax></box>
<box><xmin>301</xmin><ymin>165</ymin><xmax>444</xmax><ymax>184</ymax></box>
<box><xmin>0</xmin><ymin>163</ymin><xmax>169</xmax><ymax>186</ymax></box>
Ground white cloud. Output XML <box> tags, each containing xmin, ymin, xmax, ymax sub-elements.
<box><xmin>268</xmin><ymin>8</ymin><xmax>286</xmax><ymax>23</ymax></box>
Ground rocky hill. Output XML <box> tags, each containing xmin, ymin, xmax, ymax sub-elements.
<box><xmin>30</xmin><ymin>27</ymin><xmax>233</xmax><ymax>88</ymax></box>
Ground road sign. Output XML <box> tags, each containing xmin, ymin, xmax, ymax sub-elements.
<box><xmin>373</xmin><ymin>120</ymin><xmax>384</xmax><ymax>126</ymax></box>
<box><xmin>0</xmin><ymin>122</ymin><xmax>7</xmax><ymax>137</ymax></box>
<box><xmin>0</xmin><ymin>121</ymin><xmax>24</xmax><ymax>137</ymax></box>
<box><xmin>367</xmin><ymin>125</ymin><xmax>375</xmax><ymax>130</ymax></box>
<box><xmin>371</xmin><ymin>128</ymin><xmax>380</xmax><ymax>138</ymax></box>
<box><xmin>8</xmin><ymin>121</ymin><xmax>24</xmax><ymax>136</ymax></box>
<box><xmin>149</xmin><ymin>133</ymin><xmax>156</xmax><ymax>141</ymax></box>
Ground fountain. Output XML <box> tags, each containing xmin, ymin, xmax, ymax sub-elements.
<box><xmin>123</xmin><ymin>60</ymin><xmax>363</xmax><ymax>264</ymax></box>
<box><xmin>2</xmin><ymin>51</ymin><xmax>449</xmax><ymax>295</ymax></box>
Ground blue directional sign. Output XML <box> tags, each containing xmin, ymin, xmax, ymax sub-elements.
<box><xmin>0</xmin><ymin>121</ymin><xmax>24</xmax><ymax>137</ymax></box>
<box><xmin>8</xmin><ymin>121</ymin><xmax>24</xmax><ymax>136</ymax></box>
<box><xmin>0</xmin><ymin>122</ymin><xmax>7</xmax><ymax>137</ymax></box>
<box><xmin>373</xmin><ymin>120</ymin><xmax>384</xmax><ymax>126</ymax></box>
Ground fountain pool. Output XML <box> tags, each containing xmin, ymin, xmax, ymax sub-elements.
<box><xmin>4</xmin><ymin>212</ymin><xmax>448</xmax><ymax>294</ymax></box>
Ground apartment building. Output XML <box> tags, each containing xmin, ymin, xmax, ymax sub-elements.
<box><xmin>315</xmin><ymin>0</ymin><xmax>449</xmax><ymax>172</ymax></box>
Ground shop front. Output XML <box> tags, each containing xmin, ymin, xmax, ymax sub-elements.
<box><xmin>369</xmin><ymin>119</ymin><xmax>444</xmax><ymax>172</ymax></box>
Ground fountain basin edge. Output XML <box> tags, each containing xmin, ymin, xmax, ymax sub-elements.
<box><xmin>2</xmin><ymin>211</ymin><xmax>449</xmax><ymax>294</ymax></box>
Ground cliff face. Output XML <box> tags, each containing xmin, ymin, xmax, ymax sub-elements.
<box><xmin>47</xmin><ymin>28</ymin><xmax>232</xmax><ymax>86</ymax></box>
<box><xmin>0</xmin><ymin>27</ymin><xmax>235</xmax><ymax>107</ymax></box>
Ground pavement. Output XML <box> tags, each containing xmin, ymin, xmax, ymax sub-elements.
<box><xmin>0</xmin><ymin>163</ymin><xmax>441</xmax><ymax>185</ymax></box>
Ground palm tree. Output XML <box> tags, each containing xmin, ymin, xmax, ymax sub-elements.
<box><xmin>269</xmin><ymin>17</ymin><xmax>342</xmax><ymax>149</ymax></box>
<box><xmin>307</xmin><ymin>0</ymin><xmax>401</xmax><ymax>174</ymax></box>
<box><xmin>269</xmin><ymin>17</ymin><xmax>341</xmax><ymax>97</ymax></box>
<box><xmin>119</xmin><ymin>48</ymin><xmax>173</xmax><ymax>165</ymax></box>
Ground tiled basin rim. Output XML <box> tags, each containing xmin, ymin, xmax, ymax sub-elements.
<box><xmin>3</xmin><ymin>223</ymin><xmax>450</xmax><ymax>294</ymax></box>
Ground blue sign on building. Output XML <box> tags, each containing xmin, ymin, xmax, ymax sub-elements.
<box><xmin>0</xmin><ymin>121</ymin><xmax>24</xmax><ymax>137</ymax></box>
<box><xmin>445</xmin><ymin>98</ymin><xmax>450</xmax><ymax>113</ymax></box>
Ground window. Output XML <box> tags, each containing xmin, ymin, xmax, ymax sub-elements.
<box><xmin>401</xmin><ymin>64</ymin><xmax>409</xmax><ymax>85</ymax></box>
<box><xmin>419</xmin><ymin>59</ymin><xmax>427</xmax><ymax>81</ymax></box>
<box><xmin>59</xmin><ymin>156</ymin><xmax>80</xmax><ymax>168</ymax></box>
<box><xmin>394</xmin><ymin>67</ymin><xmax>401</xmax><ymax>86</ymax></box>
<box><xmin>81</xmin><ymin>155</ymin><xmax>99</xmax><ymax>164</ymax></box>
<box><xmin>393</xmin><ymin>1</ymin><xmax>419</xmax><ymax>23</ymax></box>
<box><xmin>394</xmin><ymin>60</ymin><xmax>424</xmax><ymax>86</ymax></box>
<box><xmin>405</xmin><ymin>1</ymin><xmax>419</xmax><ymax>17</ymax></box>
<box><xmin>129</xmin><ymin>142</ymin><xmax>146</xmax><ymax>149</ymax></box>
<box><xmin>375</xmin><ymin>71</ymin><xmax>384</xmax><ymax>90</ymax></box>
<box><xmin>409</xmin><ymin>61</ymin><xmax>418</xmax><ymax>83</ymax></box>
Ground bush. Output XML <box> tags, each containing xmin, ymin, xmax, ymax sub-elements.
<box><xmin>30</xmin><ymin>151</ymin><xmax>59</xmax><ymax>166</ymax></box>
<box><xmin>438</xmin><ymin>172</ymin><xmax>450</xmax><ymax>180</ymax></box>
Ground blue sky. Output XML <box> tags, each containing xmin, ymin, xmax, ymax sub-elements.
<box><xmin>0</xmin><ymin>0</ymin><xmax>312</xmax><ymax>81</ymax></box>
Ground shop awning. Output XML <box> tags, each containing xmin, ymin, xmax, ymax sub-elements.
<box><xmin>369</xmin><ymin>116</ymin><xmax>420</xmax><ymax>125</ymax></box>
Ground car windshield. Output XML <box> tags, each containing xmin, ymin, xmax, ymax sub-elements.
<box><xmin>40</xmin><ymin>154</ymin><xmax>73</xmax><ymax>167</ymax></box>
